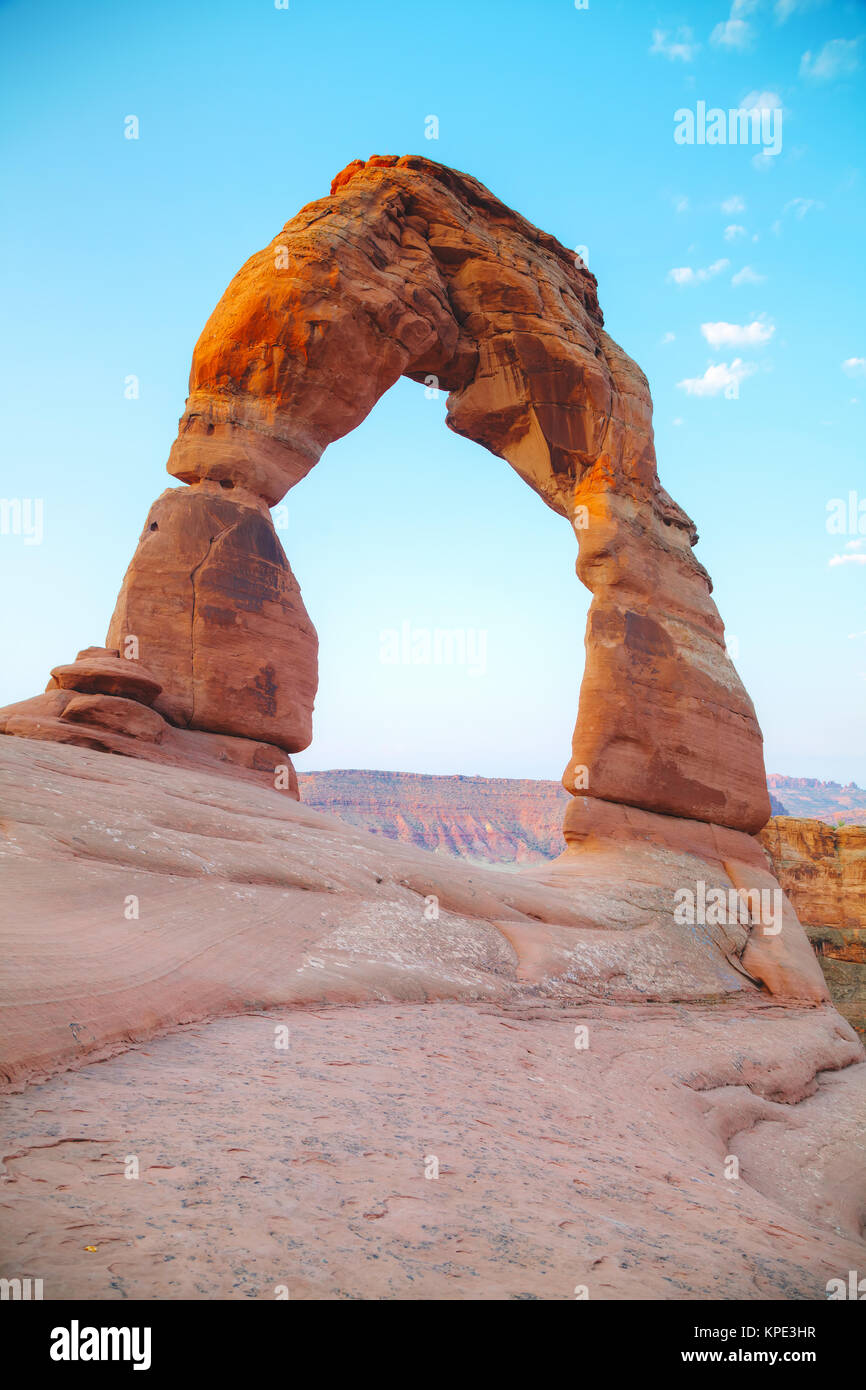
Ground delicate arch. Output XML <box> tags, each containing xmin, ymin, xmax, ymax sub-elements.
<box><xmin>2</xmin><ymin>157</ymin><xmax>770</xmax><ymax>834</ymax></box>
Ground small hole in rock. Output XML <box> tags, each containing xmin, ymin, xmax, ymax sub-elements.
<box><xmin>149</xmin><ymin>522</ymin><xmax>159</xmax><ymax>531</ymax></box>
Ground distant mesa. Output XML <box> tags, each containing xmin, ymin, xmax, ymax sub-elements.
<box><xmin>297</xmin><ymin>769</ymin><xmax>865</xmax><ymax>865</ymax></box>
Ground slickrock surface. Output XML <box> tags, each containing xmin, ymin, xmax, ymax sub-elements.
<box><xmin>295</xmin><ymin>773</ymin><xmax>859</xmax><ymax>1025</ymax></box>
<box><xmin>1</xmin><ymin>738</ymin><xmax>863</xmax><ymax>1300</ymax></box>
<box><xmin>0</xmin><ymin>738</ymin><xmax>830</xmax><ymax>1089</ymax></box>
<box><xmin>2</xmin><ymin>1002</ymin><xmax>863</xmax><ymax>1301</ymax></box>
<box><xmin>761</xmin><ymin>817</ymin><xmax>866</xmax><ymax>1034</ymax></box>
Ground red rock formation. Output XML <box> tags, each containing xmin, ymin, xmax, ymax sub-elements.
<box><xmin>48</xmin><ymin>647</ymin><xmax>163</xmax><ymax>704</ymax></box>
<box><xmin>0</xmin><ymin>647</ymin><xmax>299</xmax><ymax>795</ymax></box>
<box><xmin>106</xmin><ymin>487</ymin><xmax>316</xmax><ymax>749</ymax></box>
<box><xmin>0</xmin><ymin>155</ymin><xmax>768</xmax><ymax>834</ymax></box>
<box><xmin>761</xmin><ymin>816</ymin><xmax>866</xmax><ymax>1032</ymax></box>
<box><xmin>563</xmin><ymin>487</ymin><xmax>767</xmax><ymax>829</ymax></box>
<box><xmin>163</xmin><ymin>154</ymin><xmax>769</xmax><ymax>832</ymax></box>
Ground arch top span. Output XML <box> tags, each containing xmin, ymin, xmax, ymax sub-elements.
<box><xmin>167</xmin><ymin>154</ymin><xmax>682</xmax><ymax>533</ymax></box>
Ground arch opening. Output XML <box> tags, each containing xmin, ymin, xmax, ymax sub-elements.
<box><xmin>282</xmin><ymin>374</ymin><xmax>588</xmax><ymax>785</ymax></box>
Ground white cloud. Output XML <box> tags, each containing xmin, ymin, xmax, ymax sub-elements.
<box><xmin>842</xmin><ymin>357</ymin><xmax>866</xmax><ymax>378</ymax></box>
<box><xmin>724</xmin><ymin>224</ymin><xmax>747</xmax><ymax>240</ymax></box>
<box><xmin>674</xmin><ymin>194</ymin><xmax>690</xmax><ymax>214</ymax></box>
<box><xmin>668</xmin><ymin>259</ymin><xmax>730</xmax><ymax>287</ymax></box>
<box><xmin>672</xmin><ymin>418</ymin><xmax>684</xmax><ymax>427</ymax></box>
<box><xmin>711</xmin><ymin>18</ymin><xmax>753</xmax><ymax>49</ymax></box>
<box><xmin>661</xmin><ymin>331</ymin><xmax>676</xmax><ymax>344</ymax></box>
<box><xmin>741</xmin><ymin>89</ymin><xmax>783</xmax><ymax>113</ymax></box>
<box><xmin>775</xmin><ymin>0</ymin><xmax>825</xmax><ymax>20</ymax></box>
<box><xmin>829</xmin><ymin>553</ymin><xmax>866</xmax><ymax>567</ymax></box>
<box><xmin>732</xmin><ymin>265</ymin><xmax>766</xmax><ymax>286</ymax></box>
<box><xmin>677</xmin><ymin>359</ymin><xmax>757</xmax><ymax>397</ymax></box>
<box><xmin>800</xmin><ymin>38</ymin><xmax>861</xmax><ymax>81</ymax></box>
<box><xmin>845</xmin><ymin>540</ymin><xmax>865</xmax><ymax>552</ymax></box>
<box><xmin>783</xmin><ymin>196</ymin><xmax>824</xmax><ymax>218</ymax></box>
<box><xmin>701</xmin><ymin>319</ymin><xmax>775</xmax><ymax>348</ymax></box>
<box><xmin>650</xmin><ymin>27</ymin><xmax>699</xmax><ymax>61</ymax></box>
<box><xmin>721</xmin><ymin>195</ymin><xmax>746</xmax><ymax>214</ymax></box>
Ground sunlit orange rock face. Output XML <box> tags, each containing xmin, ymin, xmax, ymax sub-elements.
<box><xmin>1</xmin><ymin>155</ymin><xmax>769</xmax><ymax>830</ymax></box>
<box><xmin>163</xmin><ymin>154</ymin><xmax>768</xmax><ymax>832</ymax></box>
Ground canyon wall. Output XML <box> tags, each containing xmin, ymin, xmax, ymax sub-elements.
<box><xmin>760</xmin><ymin>817</ymin><xmax>866</xmax><ymax>1033</ymax></box>
<box><xmin>297</xmin><ymin>769</ymin><xmax>572</xmax><ymax>862</ymax></box>
<box><xmin>297</xmin><ymin>770</ymin><xmax>860</xmax><ymax>862</ymax></box>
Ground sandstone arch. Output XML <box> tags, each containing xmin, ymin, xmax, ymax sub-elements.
<box><xmin>1</xmin><ymin>156</ymin><xmax>770</xmax><ymax>836</ymax></box>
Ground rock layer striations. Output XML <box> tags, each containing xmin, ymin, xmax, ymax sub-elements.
<box><xmin>761</xmin><ymin>817</ymin><xmax>866</xmax><ymax>1032</ymax></box>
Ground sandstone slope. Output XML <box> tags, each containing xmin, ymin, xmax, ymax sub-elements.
<box><xmin>0</xmin><ymin>739</ymin><xmax>863</xmax><ymax>1301</ymax></box>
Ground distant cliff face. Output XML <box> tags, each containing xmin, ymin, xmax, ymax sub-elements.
<box><xmin>760</xmin><ymin>817</ymin><xmax>866</xmax><ymax>1034</ymax></box>
<box><xmin>297</xmin><ymin>770</ymin><xmax>570</xmax><ymax>863</ymax></box>
<box><xmin>297</xmin><ymin>771</ymin><xmax>865</xmax><ymax>865</ymax></box>
<box><xmin>767</xmin><ymin>775</ymin><xmax>866</xmax><ymax>824</ymax></box>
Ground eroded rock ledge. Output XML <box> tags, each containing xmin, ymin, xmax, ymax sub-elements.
<box><xmin>761</xmin><ymin>817</ymin><xmax>866</xmax><ymax>1034</ymax></box>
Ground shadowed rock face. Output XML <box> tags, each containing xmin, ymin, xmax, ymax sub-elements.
<box><xmin>0</xmin><ymin>155</ymin><xmax>768</xmax><ymax>832</ymax></box>
<box><xmin>106</xmin><ymin>488</ymin><xmax>316</xmax><ymax>750</ymax></box>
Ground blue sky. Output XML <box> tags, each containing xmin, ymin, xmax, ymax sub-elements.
<box><xmin>1</xmin><ymin>0</ymin><xmax>863</xmax><ymax>783</ymax></box>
